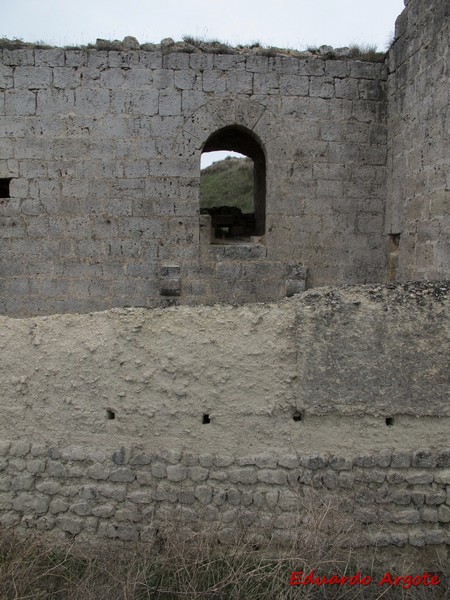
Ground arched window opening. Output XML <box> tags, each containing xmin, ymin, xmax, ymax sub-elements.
<box><xmin>200</xmin><ymin>126</ymin><xmax>266</xmax><ymax>243</ymax></box>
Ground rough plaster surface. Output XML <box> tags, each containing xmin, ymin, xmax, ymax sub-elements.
<box><xmin>0</xmin><ymin>282</ymin><xmax>448</xmax><ymax>455</ymax></box>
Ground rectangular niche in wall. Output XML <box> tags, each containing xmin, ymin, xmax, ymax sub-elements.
<box><xmin>0</xmin><ymin>179</ymin><xmax>12</xmax><ymax>198</ymax></box>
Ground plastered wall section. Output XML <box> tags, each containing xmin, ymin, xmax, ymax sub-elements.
<box><xmin>0</xmin><ymin>282</ymin><xmax>449</xmax><ymax>545</ymax></box>
<box><xmin>386</xmin><ymin>0</ymin><xmax>450</xmax><ymax>280</ymax></box>
<box><xmin>0</xmin><ymin>47</ymin><xmax>387</xmax><ymax>316</ymax></box>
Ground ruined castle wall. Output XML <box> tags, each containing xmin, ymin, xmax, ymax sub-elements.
<box><xmin>0</xmin><ymin>283</ymin><xmax>449</xmax><ymax>546</ymax></box>
<box><xmin>386</xmin><ymin>0</ymin><xmax>450</xmax><ymax>281</ymax></box>
<box><xmin>0</xmin><ymin>48</ymin><xmax>387</xmax><ymax>316</ymax></box>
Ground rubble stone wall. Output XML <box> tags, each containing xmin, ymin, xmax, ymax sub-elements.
<box><xmin>2</xmin><ymin>441</ymin><xmax>450</xmax><ymax>549</ymax></box>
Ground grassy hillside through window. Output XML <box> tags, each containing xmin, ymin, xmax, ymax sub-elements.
<box><xmin>200</xmin><ymin>156</ymin><xmax>254</xmax><ymax>213</ymax></box>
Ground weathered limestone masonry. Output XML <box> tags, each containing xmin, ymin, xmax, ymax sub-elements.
<box><xmin>386</xmin><ymin>0</ymin><xmax>450</xmax><ymax>281</ymax></box>
<box><xmin>0</xmin><ymin>41</ymin><xmax>388</xmax><ymax>315</ymax></box>
<box><xmin>0</xmin><ymin>282</ymin><xmax>449</xmax><ymax>547</ymax></box>
<box><xmin>0</xmin><ymin>0</ymin><xmax>448</xmax><ymax>316</ymax></box>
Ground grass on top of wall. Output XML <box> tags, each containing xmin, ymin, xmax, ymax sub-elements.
<box><xmin>0</xmin><ymin>36</ymin><xmax>387</xmax><ymax>61</ymax></box>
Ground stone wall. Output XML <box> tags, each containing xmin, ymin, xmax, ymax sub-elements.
<box><xmin>0</xmin><ymin>44</ymin><xmax>388</xmax><ymax>316</ymax></box>
<box><xmin>0</xmin><ymin>282</ymin><xmax>449</xmax><ymax>547</ymax></box>
<box><xmin>2</xmin><ymin>441</ymin><xmax>450</xmax><ymax>548</ymax></box>
<box><xmin>0</xmin><ymin>0</ymin><xmax>449</xmax><ymax>317</ymax></box>
<box><xmin>386</xmin><ymin>0</ymin><xmax>450</xmax><ymax>281</ymax></box>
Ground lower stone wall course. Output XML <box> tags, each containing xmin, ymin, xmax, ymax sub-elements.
<box><xmin>1</xmin><ymin>442</ymin><xmax>450</xmax><ymax>549</ymax></box>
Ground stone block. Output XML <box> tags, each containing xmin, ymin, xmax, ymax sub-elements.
<box><xmin>322</xmin><ymin>470</ymin><xmax>339</xmax><ymax>490</ymax></box>
<box><xmin>280</xmin><ymin>74</ymin><xmax>309</xmax><ymax>95</ymax></box>
<box><xmin>329</xmin><ymin>456</ymin><xmax>352</xmax><ymax>471</ymax></box>
<box><xmin>111</xmin><ymin>447</ymin><xmax>130</xmax><ymax>465</ymax></box>
<box><xmin>166</xmin><ymin>465</ymin><xmax>187</xmax><ymax>482</ymax></box>
<box><xmin>13</xmin><ymin>493</ymin><xmax>49</xmax><ymax>515</ymax></box>
<box><xmin>226</xmin><ymin>488</ymin><xmax>241</xmax><ymax>505</ymax></box>
<box><xmin>14</xmin><ymin>67</ymin><xmax>52</xmax><ymax>89</ymax></box>
<box><xmin>56</xmin><ymin>515</ymin><xmax>83</xmax><ymax>535</ymax></box>
<box><xmin>310</xmin><ymin>77</ymin><xmax>334</xmax><ymax>98</ymax></box>
<box><xmin>27</xmin><ymin>459</ymin><xmax>46</xmax><ymax>474</ymax></box>
<box><xmin>0</xmin><ymin>493</ymin><xmax>13</xmax><ymax>510</ymax></box>
<box><xmin>155</xmin><ymin>449</ymin><xmax>182</xmax><ymax>465</ymax></box>
<box><xmin>434</xmin><ymin>470</ymin><xmax>450</xmax><ymax>484</ymax></box>
<box><xmin>278</xmin><ymin>455</ymin><xmax>299</xmax><ymax>469</ymax></box>
<box><xmin>187</xmin><ymin>466</ymin><xmax>209</xmax><ymax>482</ymax></box>
<box><xmin>0</xmin><ymin>477</ymin><xmax>11</xmax><ymax>491</ymax></box>
<box><xmin>377</xmin><ymin>450</ymin><xmax>392</xmax><ymax>468</ymax></box>
<box><xmin>11</xmin><ymin>473</ymin><xmax>34</xmax><ymax>491</ymax></box>
<box><xmin>214</xmin><ymin>455</ymin><xmax>234</xmax><ymax>467</ymax></box>
<box><xmin>180</xmin><ymin>452</ymin><xmax>197</xmax><ymax>466</ymax></box>
<box><xmin>354</xmin><ymin>455</ymin><xmax>377</xmax><ymax>468</ymax></box>
<box><xmin>265</xmin><ymin>490</ymin><xmax>279</xmax><ymax>507</ymax></box>
<box><xmin>229</xmin><ymin>468</ymin><xmax>258</xmax><ymax>485</ymax></box>
<box><xmin>159</xmin><ymin>90</ymin><xmax>181</xmax><ymax>116</ymax></box>
<box><xmin>412</xmin><ymin>449</ymin><xmax>436</xmax><ymax>468</ymax></box>
<box><xmin>406</xmin><ymin>471</ymin><xmax>434</xmax><ymax>485</ymax></box>
<box><xmin>209</xmin><ymin>470</ymin><xmax>228</xmax><ymax>481</ymax></box>
<box><xmin>192</xmin><ymin>485</ymin><xmax>211</xmax><ymax>505</ymax></box>
<box><xmin>409</xmin><ymin>530</ymin><xmax>426</xmax><ymax>547</ymax></box>
<box><xmin>10</xmin><ymin>441</ymin><xmax>31</xmax><ymax>457</ymax></box>
<box><xmin>70</xmin><ymin>501</ymin><xmax>92</xmax><ymax>516</ymax></box>
<box><xmin>199</xmin><ymin>454</ymin><xmax>214</xmax><ymax>467</ymax></box>
<box><xmin>303</xmin><ymin>455</ymin><xmax>327</xmax><ymax>470</ymax></box>
<box><xmin>386</xmin><ymin>470</ymin><xmax>407</xmax><ymax>484</ymax></box>
<box><xmin>115</xmin><ymin>507</ymin><xmax>141</xmax><ymax>522</ymax></box>
<box><xmin>279</xmin><ymin>491</ymin><xmax>299</xmax><ymax>511</ymax></box>
<box><xmin>97</xmin><ymin>484</ymin><xmax>127</xmax><ymax>502</ymax></box>
<box><xmin>127</xmin><ymin>491</ymin><xmax>153</xmax><ymax>504</ymax></box>
<box><xmin>212</xmin><ymin>490</ymin><xmax>226</xmax><ymax>506</ymax></box>
<box><xmin>339</xmin><ymin>472</ymin><xmax>355</xmax><ymax>489</ymax></box>
<box><xmin>245</xmin><ymin>55</ymin><xmax>269</xmax><ymax>73</ymax></box>
<box><xmin>78</xmin><ymin>486</ymin><xmax>98</xmax><ymax>500</ymax></box>
<box><xmin>436</xmin><ymin>450</ymin><xmax>450</xmax><ymax>467</ymax></box>
<box><xmin>109</xmin><ymin>468</ymin><xmax>135</xmax><ymax>483</ymax></box>
<box><xmin>3</xmin><ymin>50</ymin><xmax>35</xmax><ymax>66</ymax></box>
<box><xmin>87</xmin><ymin>463</ymin><xmax>109</xmax><ymax>480</ymax></box>
<box><xmin>35</xmin><ymin>49</ymin><xmax>65</xmax><ymax>67</ymax></box>
<box><xmin>255</xmin><ymin>453</ymin><xmax>278</xmax><ymax>469</ymax></box>
<box><xmin>391</xmin><ymin>509</ymin><xmax>420</xmax><ymax>524</ymax></box>
<box><xmin>390</xmin><ymin>452</ymin><xmax>411</xmax><ymax>468</ymax></box>
<box><xmin>92</xmin><ymin>504</ymin><xmax>116</xmax><ymax>518</ymax></box>
<box><xmin>420</xmin><ymin>507</ymin><xmax>439</xmax><ymax>522</ymax></box>
<box><xmin>425</xmin><ymin>491</ymin><xmax>446</xmax><ymax>505</ymax></box>
<box><xmin>178</xmin><ymin>490</ymin><xmax>195</xmax><ymax>505</ymax></box>
<box><xmin>257</xmin><ymin>469</ymin><xmax>287</xmax><ymax>485</ymax></box>
<box><xmin>130</xmin><ymin>453</ymin><xmax>152</xmax><ymax>466</ymax></box>
<box><xmin>425</xmin><ymin>529</ymin><xmax>446</xmax><ymax>545</ymax></box>
<box><xmin>49</xmin><ymin>498</ymin><xmax>70</xmax><ymax>514</ymax></box>
<box><xmin>0</xmin><ymin>65</ymin><xmax>13</xmax><ymax>88</ymax></box>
